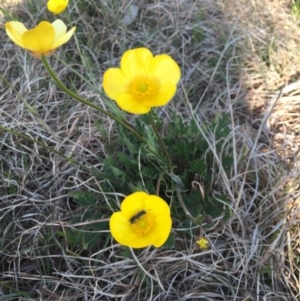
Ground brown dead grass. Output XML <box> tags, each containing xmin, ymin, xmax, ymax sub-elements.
<box><xmin>219</xmin><ymin>0</ymin><xmax>300</xmax><ymax>298</ymax></box>
<box><xmin>0</xmin><ymin>0</ymin><xmax>23</xmax><ymax>21</ymax></box>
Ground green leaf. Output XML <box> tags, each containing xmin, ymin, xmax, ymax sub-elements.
<box><xmin>70</xmin><ymin>191</ymin><xmax>96</xmax><ymax>206</ymax></box>
<box><xmin>189</xmin><ymin>159</ymin><xmax>207</xmax><ymax>174</ymax></box>
<box><xmin>223</xmin><ymin>205</ymin><xmax>232</xmax><ymax>221</ymax></box>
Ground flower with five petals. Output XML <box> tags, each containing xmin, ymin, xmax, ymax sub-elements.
<box><xmin>110</xmin><ymin>192</ymin><xmax>172</xmax><ymax>248</ymax></box>
<box><xmin>103</xmin><ymin>47</ymin><xmax>181</xmax><ymax>114</ymax></box>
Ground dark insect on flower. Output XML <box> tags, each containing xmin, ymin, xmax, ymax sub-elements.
<box><xmin>129</xmin><ymin>210</ymin><xmax>146</xmax><ymax>224</ymax></box>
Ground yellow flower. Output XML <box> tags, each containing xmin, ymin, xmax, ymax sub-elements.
<box><xmin>103</xmin><ymin>47</ymin><xmax>181</xmax><ymax>114</ymax></box>
<box><xmin>47</xmin><ymin>0</ymin><xmax>68</xmax><ymax>14</ymax></box>
<box><xmin>5</xmin><ymin>20</ymin><xmax>76</xmax><ymax>58</ymax></box>
<box><xmin>196</xmin><ymin>237</ymin><xmax>209</xmax><ymax>250</ymax></box>
<box><xmin>109</xmin><ymin>192</ymin><xmax>172</xmax><ymax>248</ymax></box>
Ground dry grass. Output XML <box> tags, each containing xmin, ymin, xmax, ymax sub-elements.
<box><xmin>1</xmin><ymin>0</ymin><xmax>300</xmax><ymax>300</ymax></box>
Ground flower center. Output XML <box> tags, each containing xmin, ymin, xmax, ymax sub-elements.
<box><xmin>130</xmin><ymin>212</ymin><xmax>154</xmax><ymax>236</ymax></box>
<box><xmin>129</xmin><ymin>76</ymin><xmax>160</xmax><ymax>102</ymax></box>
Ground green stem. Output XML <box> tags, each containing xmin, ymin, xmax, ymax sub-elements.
<box><xmin>41</xmin><ymin>56</ymin><xmax>144</xmax><ymax>143</ymax></box>
<box><xmin>41</xmin><ymin>56</ymin><xmax>165</xmax><ymax>162</ymax></box>
<box><xmin>0</xmin><ymin>7</ymin><xmax>18</xmax><ymax>21</ymax></box>
<box><xmin>54</xmin><ymin>54</ymin><xmax>104</xmax><ymax>97</ymax></box>
<box><xmin>148</xmin><ymin>110</ymin><xmax>171</xmax><ymax>173</ymax></box>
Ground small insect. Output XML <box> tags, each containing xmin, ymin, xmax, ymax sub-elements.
<box><xmin>129</xmin><ymin>210</ymin><xmax>146</xmax><ymax>224</ymax></box>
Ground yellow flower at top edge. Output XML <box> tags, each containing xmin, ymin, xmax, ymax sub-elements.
<box><xmin>109</xmin><ymin>191</ymin><xmax>172</xmax><ymax>248</ymax></box>
<box><xmin>47</xmin><ymin>0</ymin><xmax>69</xmax><ymax>14</ymax></box>
<box><xmin>103</xmin><ymin>47</ymin><xmax>181</xmax><ymax>114</ymax></box>
<box><xmin>5</xmin><ymin>20</ymin><xmax>76</xmax><ymax>58</ymax></box>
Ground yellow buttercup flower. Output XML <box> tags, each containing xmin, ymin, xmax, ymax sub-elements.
<box><xmin>103</xmin><ymin>47</ymin><xmax>181</xmax><ymax>114</ymax></box>
<box><xmin>109</xmin><ymin>192</ymin><xmax>172</xmax><ymax>248</ymax></box>
<box><xmin>47</xmin><ymin>0</ymin><xmax>68</xmax><ymax>14</ymax></box>
<box><xmin>196</xmin><ymin>237</ymin><xmax>209</xmax><ymax>250</ymax></box>
<box><xmin>5</xmin><ymin>20</ymin><xmax>76</xmax><ymax>58</ymax></box>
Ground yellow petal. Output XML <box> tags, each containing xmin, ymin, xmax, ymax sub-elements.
<box><xmin>103</xmin><ymin>68</ymin><xmax>130</xmax><ymax>100</ymax></box>
<box><xmin>145</xmin><ymin>85</ymin><xmax>177</xmax><ymax>107</ymax></box>
<box><xmin>22</xmin><ymin>21</ymin><xmax>55</xmax><ymax>54</ymax></box>
<box><xmin>124</xmin><ymin>231</ymin><xmax>158</xmax><ymax>248</ymax></box>
<box><xmin>109</xmin><ymin>212</ymin><xmax>133</xmax><ymax>242</ymax></box>
<box><xmin>116</xmin><ymin>94</ymin><xmax>151</xmax><ymax>114</ymax></box>
<box><xmin>148</xmin><ymin>54</ymin><xmax>181</xmax><ymax>86</ymax></box>
<box><xmin>51</xmin><ymin>23</ymin><xmax>76</xmax><ymax>49</ymax></box>
<box><xmin>120</xmin><ymin>48</ymin><xmax>153</xmax><ymax>80</ymax></box>
<box><xmin>5</xmin><ymin>21</ymin><xmax>28</xmax><ymax>48</ymax></box>
<box><xmin>144</xmin><ymin>195</ymin><xmax>171</xmax><ymax>247</ymax></box>
<box><xmin>151</xmin><ymin>214</ymin><xmax>172</xmax><ymax>247</ymax></box>
<box><xmin>52</xmin><ymin>19</ymin><xmax>67</xmax><ymax>41</ymax></box>
<box><xmin>121</xmin><ymin>192</ymin><xmax>148</xmax><ymax>219</ymax></box>
<box><xmin>144</xmin><ymin>195</ymin><xmax>170</xmax><ymax>215</ymax></box>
